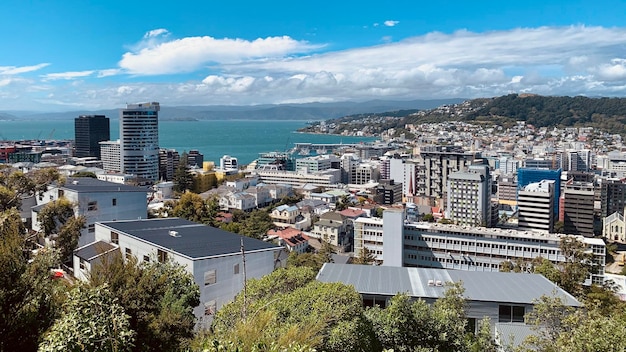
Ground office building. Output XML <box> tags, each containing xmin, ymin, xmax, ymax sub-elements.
<box><xmin>600</xmin><ymin>178</ymin><xmax>626</xmax><ymax>218</ymax></box>
<box><xmin>99</xmin><ymin>140</ymin><xmax>121</xmax><ymax>173</ymax></box>
<box><xmin>562</xmin><ymin>182</ymin><xmax>595</xmax><ymax>237</ymax></box>
<box><xmin>517</xmin><ymin>168</ymin><xmax>561</xmax><ymax>215</ymax></box>
<box><xmin>446</xmin><ymin>165</ymin><xmax>492</xmax><ymax>227</ymax></box>
<box><xmin>159</xmin><ymin>149</ymin><xmax>180</xmax><ymax>181</ymax></box>
<box><xmin>219</xmin><ymin>155</ymin><xmax>238</xmax><ymax>171</ymax></box>
<box><xmin>517</xmin><ymin>180</ymin><xmax>555</xmax><ymax>233</ymax></box>
<box><xmin>187</xmin><ymin>150</ymin><xmax>204</xmax><ymax>168</ymax></box>
<box><xmin>375</xmin><ymin>179</ymin><xmax>403</xmax><ymax>205</ymax></box>
<box><xmin>120</xmin><ymin>102</ymin><xmax>160</xmax><ymax>184</ymax></box>
<box><xmin>74</xmin><ymin>115</ymin><xmax>110</xmax><ymax>158</ymax></box>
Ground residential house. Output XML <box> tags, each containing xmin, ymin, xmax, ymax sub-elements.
<box><xmin>312</xmin><ymin>211</ymin><xmax>350</xmax><ymax>251</ymax></box>
<box><xmin>267</xmin><ymin>227</ymin><xmax>310</xmax><ymax>253</ymax></box>
<box><xmin>75</xmin><ymin>218</ymin><xmax>282</xmax><ymax>327</ymax></box>
<box><xmin>33</xmin><ymin>177</ymin><xmax>148</xmax><ymax>247</ymax></box>
<box><xmin>271</xmin><ymin>204</ymin><xmax>310</xmax><ymax>230</ymax></box>
<box><xmin>219</xmin><ymin>191</ymin><xmax>256</xmax><ymax>212</ymax></box>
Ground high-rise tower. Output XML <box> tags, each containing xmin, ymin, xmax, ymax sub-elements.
<box><xmin>120</xmin><ymin>102</ymin><xmax>160</xmax><ymax>184</ymax></box>
<box><xmin>74</xmin><ymin>115</ymin><xmax>110</xmax><ymax>158</ymax></box>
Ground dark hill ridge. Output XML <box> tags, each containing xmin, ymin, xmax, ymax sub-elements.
<box><xmin>0</xmin><ymin>98</ymin><xmax>464</xmax><ymax>121</ymax></box>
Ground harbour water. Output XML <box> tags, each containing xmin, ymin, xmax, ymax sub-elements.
<box><xmin>0</xmin><ymin>119</ymin><xmax>376</xmax><ymax>164</ymax></box>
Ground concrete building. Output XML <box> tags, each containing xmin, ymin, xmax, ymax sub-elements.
<box><xmin>446</xmin><ymin>165</ymin><xmax>492</xmax><ymax>227</ymax></box>
<box><xmin>219</xmin><ymin>155</ymin><xmax>238</xmax><ymax>171</ymax></box>
<box><xmin>296</xmin><ymin>155</ymin><xmax>334</xmax><ymax>173</ymax></box>
<box><xmin>562</xmin><ymin>182</ymin><xmax>595</xmax><ymax>237</ymax></box>
<box><xmin>74</xmin><ymin>115</ymin><xmax>110</xmax><ymax>159</ymax></box>
<box><xmin>99</xmin><ymin>140</ymin><xmax>121</xmax><ymax>173</ymax></box>
<box><xmin>120</xmin><ymin>102</ymin><xmax>160</xmax><ymax>184</ymax></box>
<box><xmin>517</xmin><ymin>180</ymin><xmax>555</xmax><ymax>233</ymax></box>
<box><xmin>254</xmin><ymin>169</ymin><xmax>341</xmax><ymax>189</ymax></box>
<box><xmin>187</xmin><ymin>150</ymin><xmax>204</xmax><ymax>168</ymax></box>
<box><xmin>159</xmin><ymin>149</ymin><xmax>180</xmax><ymax>182</ymax></box>
<box><xmin>74</xmin><ymin>218</ymin><xmax>282</xmax><ymax>327</ymax></box>
<box><xmin>34</xmin><ymin>177</ymin><xmax>148</xmax><ymax>247</ymax></box>
<box><xmin>375</xmin><ymin>179</ymin><xmax>403</xmax><ymax>205</ymax></box>
<box><xmin>600</xmin><ymin>178</ymin><xmax>626</xmax><ymax>218</ymax></box>
<box><xmin>353</xmin><ymin>210</ymin><xmax>605</xmax><ymax>285</ymax></box>
<box><xmin>354</xmin><ymin>162</ymin><xmax>380</xmax><ymax>185</ymax></box>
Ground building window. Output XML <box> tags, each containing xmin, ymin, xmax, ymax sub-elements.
<box><xmin>112</xmin><ymin>198</ymin><xmax>117</xmax><ymax>206</ymax></box>
<box><xmin>499</xmin><ymin>305</ymin><xmax>525</xmax><ymax>323</ymax></box>
<box><xmin>204</xmin><ymin>270</ymin><xmax>217</xmax><ymax>285</ymax></box>
<box><xmin>58</xmin><ymin>189</ymin><xmax>64</xmax><ymax>198</ymax></box>
<box><xmin>111</xmin><ymin>231</ymin><xmax>119</xmax><ymax>244</ymax></box>
<box><xmin>125</xmin><ymin>248</ymin><xmax>132</xmax><ymax>259</ymax></box>
<box><xmin>79</xmin><ymin>258</ymin><xmax>86</xmax><ymax>271</ymax></box>
<box><xmin>233</xmin><ymin>263</ymin><xmax>240</xmax><ymax>275</ymax></box>
<box><xmin>88</xmin><ymin>201</ymin><xmax>98</xmax><ymax>211</ymax></box>
<box><xmin>88</xmin><ymin>224</ymin><xmax>95</xmax><ymax>233</ymax></box>
<box><xmin>204</xmin><ymin>300</ymin><xmax>217</xmax><ymax>316</ymax></box>
<box><xmin>143</xmin><ymin>255</ymin><xmax>150</xmax><ymax>263</ymax></box>
<box><xmin>157</xmin><ymin>249</ymin><xmax>168</xmax><ymax>263</ymax></box>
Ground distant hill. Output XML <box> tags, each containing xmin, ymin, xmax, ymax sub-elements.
<box><xmin>309</xmin><ymin>94</ymin><xmax>626</xmax><ymax>137</ymax></box>
<box><xmin>0</xmin><ymin>99</ymin><xmax>465</xmax><ymax>121</ymax></box>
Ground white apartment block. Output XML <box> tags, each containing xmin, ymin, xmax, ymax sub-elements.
<box><xmin>75</xmin><ymin>218</ymin><xmax>282</xmax><ymax>327</ymax></box>
<box><xmin>517</xmin><ymin>180</ymin><xmax>555</xmax><ymax>233</ymax></box>
<box><xmin>99</xmin><ymin>140</ymin><xmax>121</xmax><ymax>173</ymax></box>
<box><xmin>254</xmin><ymin>169</ymin><xmax>341</xmax><ymax>188</ymax></box>
<box><xmin>354</xmin><ymin>210</ymin><xmax>605</xmax><ymax>285</ymax></box>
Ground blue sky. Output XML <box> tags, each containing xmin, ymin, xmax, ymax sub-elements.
<box><xmin>2</xmin><ymin>0</ymin><xmax>626</xmax><ymax>111</ymax></box>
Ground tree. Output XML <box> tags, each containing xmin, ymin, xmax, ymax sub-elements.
<box><xmin>89</xmin><ymin>254</ymin><xmax>200</xmax><ymax>352</ymax></box>
<box><xmin>37</xmin><ymin>198</ymin><xmax>85</xmax><ymax>263</ymax></box>
<box><xmin>173</xmin><ymin>153</ymin><xmax>193</xmax><ymax>193</ymax></box>
<box><xmin>353</xmin><ymin>246</ymin><xmax>376</xmax><ymax>265</ymax></box>
<box><xmin>554</xmin><ymin>220</ymin><xmax>564</xmax><ymax>233</ymax></box>
<box><xmin>422</xmin><ymin>213</ymin><xmax>435</xmax><ymax>222</ymax></box>
<box><xmin>287</xmin><ymin>251</ymin><xmax>325</xmax><ymax>272</ymax></box>
<box><xmin>38</xmin><ymin>284</ymin><xmax>134</xmax><ymax>352</ymax></box>
<box><xmin>0</xmin><ymin>209</ymin><xmax>64</xmax><ymax>352</ymax></box>
<box><xmin>318</xmin><ymin>240</ymin><xmax>336</xmax><ymax>264</ymax></box>
<box><xmin>170</xmin><ymin>191</ymin><xmax>210</xmax><ymax>223</ymax></box>
<box><xmin>71</xmin><ymin>171</ymin><xmax>97</xmax><ymax>178</ymax></box>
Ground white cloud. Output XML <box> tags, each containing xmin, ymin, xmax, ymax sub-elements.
<box><xmin>10</xmin><ymin>25</ymin><xmax>626</xmax><ymax>110</ymax></box>
<box><xmin>384</xmin><ymin>20</ymin><xmax>399</xmax><ymax>27</ymax></box>
<box><xmin>0</xmin><ymin>63</ymin><xmax>50</xmax><ymax>75</ymax></box>
<box><xmin>42</xmin><ymin>70</ymin><xmax>94</xmax><ymax>81</ymax></box>
<box><xmin>119</xmin><ymin>35</ymin><xmax>321</xmax><ymax>75</ymax></box>
<box><xmin>144</xmin><ymin>28</ymin><xmax>169</xmax><ymax>39</ymax></box>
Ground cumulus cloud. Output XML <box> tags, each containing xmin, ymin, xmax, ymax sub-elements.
<box><xmin>119</xmin><ymin>34</ymin><xmax>321</xmax><ymax>75</ymax></box>
<box><xmin>384</xmin><ymin>20</ymin><xmax>399</xmax><ymax>27</ymax></box>
<box><xmin>10</xmin><ymin>25</ymin><xmax>626</xmax><ymax>110</ymax></box>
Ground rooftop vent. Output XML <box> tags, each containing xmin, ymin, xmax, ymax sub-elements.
<box><xmin>169</xmin><ymin>230</ymin><xmax>180</xmax><ymax>238</ymax></box>
<box><xmin>427</xmin><ymin>279</ymin><xmax>435</xmax><ymax>286</ymax></box>
<box><xmin>72</xmin><ymin>180</ymin><xmax>79</xmax><ymax>185</ymax></box>
<box><xmin>435</xmin><ymin>280</ymin><xmax>443</xmax><ymax>287</ymax></box>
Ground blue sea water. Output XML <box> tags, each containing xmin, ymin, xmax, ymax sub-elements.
<box><xmin>0</xmin><ymin>119</ymin><xmax>375</xmax><ymax>165</ymax></box>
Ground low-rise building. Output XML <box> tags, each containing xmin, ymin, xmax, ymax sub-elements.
<box><xmin>75</xmin><ymin>218</ymin><xmax>282</xmax><ymax>327</ymax></box>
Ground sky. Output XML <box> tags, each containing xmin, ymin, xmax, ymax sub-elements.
<box><xmin>2</xmin><ymin>0</ymin><xmax>626</xmax><ymax>111</ymax></box>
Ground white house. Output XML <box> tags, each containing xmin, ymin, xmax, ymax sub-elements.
<box><xmin>33</xmin><ymin>177</ymin><xmax>148</xmax><ymax>247</ymax></box>
<box><xmin>76</xmin><ymin>218</ymin><xmax>282</xmax><ymax>327</ymax></box>
<box><xmin>219</xmin><ymin>191</ymin><xmax>257</xmax><ymax>212</ymax></box>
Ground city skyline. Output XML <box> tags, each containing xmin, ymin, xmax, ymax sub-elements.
<box><xmin>2</xmin><ymin>1</ymin><xmax>626</xmax><ymax>111</ymax></box>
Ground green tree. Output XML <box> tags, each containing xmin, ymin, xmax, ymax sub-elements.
<box><xmin>71</xmin><ymin>171</ymin><xmax>97</xmax><ymax>178</ymax></box>
<box><xmin>89</xmin><ymin>254</ymin><xmax>200</xmax><ymax>352</ymax></box>
<box><xmin>0</xmin><ymin>209</ymin><xmax>64</xmax><ymax>352</ymax></box>
<box><xmin>173</xmin><ymin>153</ymin><xmax>193</xmax><ymax>193</ymax></box>
<box><xmin>37</xmin><ymin>198</ymin><xmax>85</xmax><ymax>263</ymax></box>
<box><xmin>209</xmin><ymin>267</ymin><xmax>377</xmax><ymax>352</ymax></box>
<box><xmin>38</xmin><ymin>284</ymin><xmax>134</xmax><ymax>352</ymax></box>
<box><xmin>170</xmin><ymin>191</ymin><xmax>210</xmax><ymax>223</ymax></box>
<box><xmin>286</xmin><ymin>251</ymin><xmax>325</xmax><ymax>272</ymax></box>
<box><xmin>353</xmin><ymin>246</ymin><xmax>377</xmax><ymax>265</ymax></box>
<box><xmin>422</xmin><ymin>213</ymin><xmax>435</xmax><ymax>222</ymax></box>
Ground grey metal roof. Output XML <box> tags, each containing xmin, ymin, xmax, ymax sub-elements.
<box><xmin>316</xmin><ymin>263</ymin><xmax>580</xmax><ymax>306</ymax></box>
<box><xmin>74</xmin><ymin>240</ymin><xmax>117</xmax><ymax>261</ymax></box>
<box><xmin>58</xmin><ymin>177</ymin><xmax>148</xmax><ymax>193</ymax></box>
<box><xmin>99</xmin><ymin>218</ymin><xmax>281</xmax><ymax>260</ymax></box>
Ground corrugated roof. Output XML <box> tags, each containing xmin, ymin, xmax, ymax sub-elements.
<box><xmin>317</xmin><ymin>263</ymin><xmax>580</xmax><ymax>306</ymax></box>
<box><xmin>99</xmin><ymin>218</ymin><xmax>281</xmax><ymax>260</ymax></box>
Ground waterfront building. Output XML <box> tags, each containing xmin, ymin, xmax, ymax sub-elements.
<box><xmin>517</xmin><ymin>180</ymin><xmax>555</xmax><ymax>233</ymax></box>
<box><xmin>296</xmin><ymin>155</ymin><xmax>333</xmax><ymax>173</ymax></box>
<box><xmin>99</xmin><ymin>140</ymin><xmax>121</xmax><ymax>173</ymax></box>
<box><xmin>120</xmin><ymin>102</ymin><xmax>160</xmax><ymax>184</ymax></box>
<box><xmin>187</xmin><ymin>150</ymin><xmax>204</xmax><ymax>168</ymax></box>
<box><xmin>74</xmin><ymin>115</ymin><xmax>110</xmax><ymax>159</ymax></box>
<box><xmin>158</xmin><ymin>149</ymin><xmax>180</xmax><ymax>181</ymax></box>
<box><xmin>255</xmin><ymin>152</ymin><xmax>295</xmax><ymax>171</ymax></box>
<box><xmin>353</xmin><ymin>210</ymin><xmax>605</xmax><ymax>285</ymax></box>
<box><xmin>219</xmin><ymin>155</ymin><xmax>238</xmax><ymax>171</ymax></box>
<box><xmin>254</xmin><ymin>169</ymin><xmax>341</xmax><ymax>189</ymax></box>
